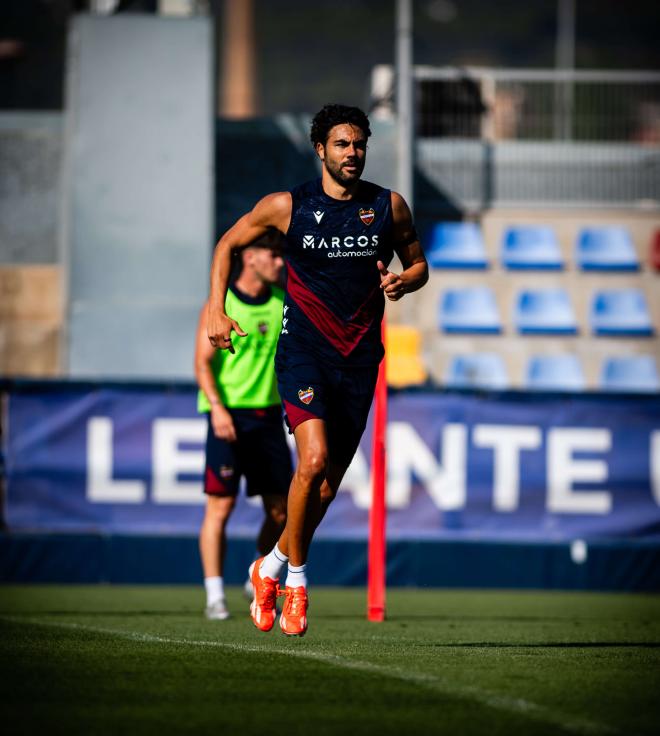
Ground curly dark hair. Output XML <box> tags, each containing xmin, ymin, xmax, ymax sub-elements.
<box><xmin>310</xmin><ymin>104</ymin><xmax>372</xmax><ymax>147</ymax></box>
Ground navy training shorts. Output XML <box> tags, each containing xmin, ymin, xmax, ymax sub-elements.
<box><xmin>203</xmin><ymin>406</ymin><xmax>293</xmax><ymax>497</ymax></box>
<box><xmin>276</xmin><ymin>348</ymin><xmax>379</xmax><ymax>469</ymax></box>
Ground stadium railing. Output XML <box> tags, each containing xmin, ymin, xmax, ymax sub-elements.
<box><xmin>371</xmin><ymin>65</ymin><xmax>660</xmax><ymax>211</ymax></box>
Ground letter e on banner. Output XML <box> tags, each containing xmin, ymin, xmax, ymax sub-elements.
<box><xmin>547</xmin><ymin>428</ymin><xmax>612</xmax><ymax>514</ymax></box>
<box><xmin>152</xmin><ymin>419</ymin><xmax>206</xmax><ymax>504</ymax></box>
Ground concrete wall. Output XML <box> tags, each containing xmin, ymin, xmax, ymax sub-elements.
<box><xmin>0</xmin><ymin>113</ymin><xmax>63</xmax><ymax>264</ymax></box>
<box><xmin>0</xmin><ymin>114</ymin><xmax>64</xmax><ymax>375</ymax></box>
<box><xmin>63</xmin><ymin>14</ymin><xmax>213</xmax><ymax>380</ymax></box>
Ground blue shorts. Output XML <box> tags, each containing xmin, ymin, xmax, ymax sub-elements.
<box><xmin>203</xmin><ymin>406</ymin><xmax>293</xmax><ymax>497</ymax></box>
<box><xmin>275</xmin><ymin>349</ymin><xmax>379</xmax><ymax>469</ymax></box>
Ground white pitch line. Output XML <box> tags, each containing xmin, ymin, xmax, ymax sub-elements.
<box><xmin>2</xmin><ymin>615</ymin><xmax>619</xmax><ymax>736</ymax></box>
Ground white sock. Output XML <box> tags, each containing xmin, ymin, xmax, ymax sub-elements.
<box><xmin>259</xmin><ymin>543</ymin><xmax>288</xmax><ymax>580</ymax></box>
<box><xmin>204</xmin><ymin>576</ymin><xmax>224</xmax><ymax>606</ymax></box>
<box><xmin>286</xmin><ymin>563</ymin><xmax>307</xmax><ymax>589</ymax></box>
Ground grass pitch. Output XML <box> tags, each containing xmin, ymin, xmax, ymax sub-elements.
<box><xmin>1</xmin><ymin>585</ymin><xmax>659</xmax><ymax>735</ymax></box>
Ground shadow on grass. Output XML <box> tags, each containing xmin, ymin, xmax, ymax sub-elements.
<box><xmin>339</xmin><ymin>613</ymin><xmax>637</xmax><ymax>623</ymax></box>
<box><xmin>421</xmin><ymin>641</ymin><xmax>660</xmax><ymax>649</ymax></box>
<box><xmin>0</xmin><ymin>610</ymin><xmax>199</xmax><ymax>617</ymax></box>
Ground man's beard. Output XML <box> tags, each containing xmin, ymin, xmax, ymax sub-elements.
<box><xmin>326</xmin><ymin>158</ymin><xmax>364</xmax><ymax>185</ymax></box>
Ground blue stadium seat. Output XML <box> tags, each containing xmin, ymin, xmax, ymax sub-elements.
<box><xmin>525</xmin><ymin>355</ymin><xmax>585</xmax><ymax>391</ymax></box>
<box><xmin>425</xmin><ymin>222</ymin><xmax>488</xmax><ymax>269</ymax></box>
<box><xmin>501</xmin><ymin>225</ymin><xmax>563</xmax><ymax>270</ymax></box>
<box><xmin>445</xmin><ymin>354</ymin><xmax>509</xmax><ymax>390</ymax></box>
<box><xmin>600</xmin><ymin>356</ymin><xmax>660</xmax><ymax>392</ymax></box>
<box><xmin>439</xmin><ymin>287</ymin><xmax>501</xmax><ymax>333</ymax></box>
<box><xmin>590</xmin><ymin>289</ymin><xmax>654</xmax><ymax>336</ymax></box>
<box><xmin>576</xmin><ymin>227</ymin><xmax>639</xmax><ymax>271</ymax></box>
<box><xmin>514</xmin><ymin>289</ymin><xmax>577</xmax><ymax>335</ymax></box>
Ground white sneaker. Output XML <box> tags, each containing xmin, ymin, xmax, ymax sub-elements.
<box><xmin>205</xmin><ymin>598</ymin><xmax>230</xmax><ymax>620</ymax></box>
<box><xmin>243</xmin><ymin>577</ymin><xmax>254</xmax><ymax>600</ymax></box>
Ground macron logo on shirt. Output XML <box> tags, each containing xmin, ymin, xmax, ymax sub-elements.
<box><xmin>313</xmin><ymin>210</ymin><xmax>324</xmax><ymax>224</ymax></box>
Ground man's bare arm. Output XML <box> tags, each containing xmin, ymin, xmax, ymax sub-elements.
<box><xmin>208</xmin><ymin>191</ymin><xmax>291</xmax><ymax>351</ymax></box>
<box><xmin>377</xmin><ymin>191</ymin><xmax>428</xmax><ymax>301</ymax></box>
<box><xmin>194</xmin><ymin>302</ymin><xmax>221</xmax><ymax>405</ymax></box>
<box><xmin>194</xmin><ymin>302</ymin><xmax>238</xmax><ymax>441</ymax></box>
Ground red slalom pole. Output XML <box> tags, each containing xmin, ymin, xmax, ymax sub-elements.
<box><xmin>367</xmin><ymin>319</ymin><xmax>387</xmax><ymax>622</ymax></box>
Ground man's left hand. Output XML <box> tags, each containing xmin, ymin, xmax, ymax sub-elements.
<box><xmin>377</xmin><ymin>260</ymin><xmax>405</xmax><ymax>301</ymax></box>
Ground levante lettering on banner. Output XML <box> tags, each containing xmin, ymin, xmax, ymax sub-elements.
<box><xmin>6</xmin><ymin>388</ymin><xmax>660</xmax><ymax>538</ymax></box>
<box><xmin>84</xmin><ymin>416</ymin><xmax>660</xmax><ymax>514</ymax></box>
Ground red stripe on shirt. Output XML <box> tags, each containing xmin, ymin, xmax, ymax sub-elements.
<box><xmin>285</xmin><ymin>262</ymin><xmax>382</xmax><ymax>357</ymax></box>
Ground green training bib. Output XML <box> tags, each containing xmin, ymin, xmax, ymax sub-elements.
<box><xmin>198</xmin><ymin>285</ymin><xmax>283</xmax><ymax>411</ymax></box>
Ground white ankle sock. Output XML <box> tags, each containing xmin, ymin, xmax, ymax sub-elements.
<box><xmin>286</xmin><ymin>563</ymin><xmax>307</xmax><ymax>589</ymax></box>
<box><xmin>204</xmin><ymin>576</ymin><xmax>224</xmax><ymax>606</ymax></box>
<box><xmin>260</xmin><ymin>544</ymin><xmax>288</xmax><ymax>579</ymax></box>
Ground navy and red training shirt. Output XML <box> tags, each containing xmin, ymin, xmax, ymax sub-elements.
<box><xmin>278</xmin><ymin>178</ymin><xmax>396</xmax><ymax>368</ymax></box>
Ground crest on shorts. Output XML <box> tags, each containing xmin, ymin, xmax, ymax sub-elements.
<box><xmin>359</xmin><ymin>207</ymin><xmax>375</xmax><ymax>226</ymax></box>
<box><xmin>219</xmin><ymin>465</ymin><xmax>234</xmax><ymax>479</ymax></box>
<box><xmin>298</xmin><ymin>387</ymin><xmax>314</xmax><ymax>405</ymax></box>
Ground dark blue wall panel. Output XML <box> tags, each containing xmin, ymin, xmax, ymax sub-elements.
<box><xmin>2</xmin><ymin>534</ymin><xmax>658</xmax><ymax>592</ymax></box>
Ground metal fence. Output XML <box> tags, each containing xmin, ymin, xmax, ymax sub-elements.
<box><xmin>370</xmin><ymin>66</ymin><xmax>660</xmax><ymax>210</ymax></box>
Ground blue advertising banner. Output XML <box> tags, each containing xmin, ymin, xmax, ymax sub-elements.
<box><xmin>4</xmin><ymin>384</ymin><xmax>660</xmax><ymax>541</ymax></box>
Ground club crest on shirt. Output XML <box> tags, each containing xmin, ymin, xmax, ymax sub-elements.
<box><xmin>359</xmin><ymin>207</ymin><xmax>375</xmax><ymax>226</ymax></box>
<box><xmin>258</xmin><ymin>321</ymin><xmax>268</xmax><ymax>335</ymax></box>
<box><xmin>298</xmin><ymin>387</ymin><xmax>314</xmax><ymax>405</ymax></box>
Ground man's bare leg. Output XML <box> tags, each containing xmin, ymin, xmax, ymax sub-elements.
<box><xmin>199</xmin><ymin>495</ymin><xmax>236</xmax><ymax>578</ymax></box>
<box><xmin>276</xmin><ymin>460</ymin><xmax>349</xmax><ymax>561</ymax></box>
<box><xmin>273</xmin><ymin>422</ymin><xmax>355</xmax><ymax>636</ymax></box>
<box><xmin>258</xmin><ymin>495</ymin><xmax>287</xmax><ymax>555</ymax></box>
<box><xmin>251</xmin><ymin>420</ymin><xmax>352</xmax><ymax>634</ymax></box>
<box><xmin>281</xmin><ymin>419</ymin><xmax>328</xmax><ymax>566</ymax></box>
<box><xmin>199</xmin><ymin>495</ymin><xmax>235</xmax><ymax>619</ymax></box>
<box><xmin>249</xmin><ymin>420</ymin><xmax>327</xmax><ymax>632</ymax></box>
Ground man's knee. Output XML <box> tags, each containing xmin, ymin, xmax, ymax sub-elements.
<box><xmin>204</xmin><ymin>496</ymin><xmax>235</xmax><ymax>526</ymax></box>
<box><xmin>297</xmin><ymin>447</ymin><xmax>328</xmax><ymax>485</ymax></box>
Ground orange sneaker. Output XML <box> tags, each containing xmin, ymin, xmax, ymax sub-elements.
<box><xmin>279</xmin><ymin>585</ymin><xmax>309</xmax><ymax>637</ymax></box>
<box><xmin>248</xmin><ymin>557</ymin><xmax>279</xmax><ymax>632</ymax></box>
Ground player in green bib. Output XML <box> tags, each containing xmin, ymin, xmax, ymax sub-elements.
<box><xmin>195</xmin><ymin>234</ymin><xmax>292</xmax><ymax>620</ymax></box>
<box><xmin>196</xmin><ymin>282</ymin><xmax>284</xmax><ymax>412</ymax></box>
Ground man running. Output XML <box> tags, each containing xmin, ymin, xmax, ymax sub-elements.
<box><xmin>207</xmin><ymin>103</ymin><xmax>428</xmax><ymax>636</ymax></box>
